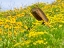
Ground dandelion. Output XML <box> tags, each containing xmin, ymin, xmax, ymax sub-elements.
<box><xmin>16</xmin><ymin>22</ymin><xmax>23</xmax><ymax>26</ymax></box>
<box><xmin>21</xmin><ymin>40</ymin><xmax>31</xmax><ymax>46</ymax></box>
<box><xmin>33</xmin><ymin>40</ymin><xmax>44</xmax><ymax>45</ymax></box>
<box><xmin>4</xmin><ymin>24</ymin><xmax>9</xmax><ymax>29</ymax></box>
<box><xmin>8</xmin><ymin>31</ymin><xmax>12</xmax><ymax>37</ymax></box>
<box><xmin>5</xmin><ymin>19</ymin><xmax>10</xmax><ymax>23</ymax></box>
<box><xmin>0</xmin><ymin>21</ymin><xmax>4</xmax><ymax>25</ymax></box>
<box><xmin>32</xmin><ymin>20</ymin><xmax>42</xmax><ymax>25</ymax></box>
<box><xmin>28</xmin><ymin>32</ymin><xmax>45</xmax><ymax>38</ymax></box>
<box><xmin>17</xmin><ymin>13</ymin><xmax>24</xmax><ymax>17</ymax></box>
<box><xmin>24</xmin><ymin>25</ymin><xmax>28</xmax><ymax>29</ymax></box>
<box><xmin>10</xmin><ymin>18</ymin><xmax>16</xmax><ymax>24</ymax></box>
<box><xmin>24</xmin><ymin>40</ymin><xmax>31</xmax><ymax>45</ymax></box>
<box><xmin>37</xmin><ymin>40</ymin><xmax>44</xmax><ymax>44</ymax></box>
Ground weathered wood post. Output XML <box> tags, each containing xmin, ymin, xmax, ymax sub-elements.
<box><xmin>31</xmin><ymin>7</ymin><xmax>50</xmax><ymax>27</ymax></box>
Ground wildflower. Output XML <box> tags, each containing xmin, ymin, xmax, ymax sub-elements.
<box><xmin>8</xmin><ymin>31</ymin><xmax>12</xmax><ymax>37</ymax></box>
<box><xmin>21</xmin><ymin>40</ymin><xmax>31</xmax><ymax>46</ymax></box>
<box><xmin>16</xmin><ymin>22</ymin><xmax>23</xmax><ymax>26</ymax></box>
<box><xmin>33</xmin><ymin>40</ymin><xmax>44</xmax><ymax>45</ymax></box>
<box><xmin>36</xmin><ymin>40</ymin><xmax>44</xmax><ymax>44</ymax></box>
<box><xmin>37</xmin><ymin>32</ymin><xmax>45</xmax><ymax>35</ymax></box>
<box><xmin>0</xmin><ymin>21</ymin><xmax>4</xmax><ymax>25</ymax></box>
<box><xmin>14</xmin><ymin>26</ymin><xmax>20</xmax><ymax>29</ymax></box>
<box><xmin>24</xmin><ymin>25</ymin><xmax>28</xmax><ymax>29</ymax></box>
<box><xmin>32</xmin><ymin>20</ymin><xmax>42</xmax><ymax>25</ymax></box>
<box><xmin>4</xmin><ymin>24</ymin><xmax>9</xmax><ymax>29</ymax></box>
<box><xmin>10</xmin><ymin>18</ymin><xmax>16</xmax><ymax>24</ymax></box>
<box><xmin>17</xmin><ymin>13</ymin><xmax>24</xmax><ymax>17</ymax></box>
<box><xmin>24</xmin><ymin>40</ymin><xmax>31</xmax><ymax>45</ymax></box>
<box><xmin>5</xmin><ymin>19</ymin><xmax>10</xmax><ymax>23</ymax></box>
<box><xmin>28</xmin><ymin>32</ymin><xmax>45</xmax><ymax>38</ymax></box>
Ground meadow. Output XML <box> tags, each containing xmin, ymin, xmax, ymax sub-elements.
<box><xmin>0</xmin><ymin>0</ymin><xmax>64</xmax><ymax>48</ymax></box>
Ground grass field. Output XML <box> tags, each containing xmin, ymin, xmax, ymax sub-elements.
<box><xmin>0</xmin><ymin>0</ymin><xmax>64</xmax><ymax>48</ymax></box>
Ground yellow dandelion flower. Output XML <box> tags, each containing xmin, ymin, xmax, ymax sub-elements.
<box><xmin>24</xmin><ymin>25</ymin><xmax>28</xmax><ymax>29</ymax></box>
<box><xmin>37</xmin><ymin>32</ymin><xmax>44</xmax><ymax>35</ymax></box>
<box><xmin>28</xmin><ymin>32</ymin><xmax>45</xmax><ymax>38</ymax></box>
<box><xmin>36</xmin><ymin>40</ymin><xmax>44</xmax><ymax>44</ymax></box>
<box><xmin>17</xmin><ymin>13</ymin><xmax>24</xmax><ymax>17</ymax></box>
<box><xmin>4</xmin><ymin>24</ymin><xmax>9</xmax><ymax>29</ymax></box>
<box><xmin>5</xmin><ymin>19</ymin><xmax>10</xmax><ymax>23</ymax></box>
<box><xmin>16</xmin><ymin>22</ymin><xmax>23</xmax><ymax>26</ymax></box>
<box><xmin>32</xmin><ymin>20</ymin><xmax>42</xmax><ymax>25</ymax></box>
<box><xmin>24</xmin><ymin>40</ymin><xmax>31</xmax><ymax>45</ymax></box>
<box><xmin>0</xmin><ymin>21</ymin><xmax>4</xmax><ymax>25</ymax></box>
<box><xmin>14</xmin><ymin>26</ymin><xmax>20</xmax><ymax>29</ymax></box>
<box><xmin>21</xmin><ymin>40</ymin><xmax>31</xmax><ymax>46</ymax></box>
<box><xmin>21</xmin><ymin>13</ymin><xmax>25</xmax><ymax>16</ymax></box>
<box><xmin>10</xmin><ymin>18</ymin><xmax>16</xmax><ymax>24</ymax></box>
<box><xmin>8</xmin><ymin>31</ymin><xmax>12</xmax><ymax>37</ymax></box>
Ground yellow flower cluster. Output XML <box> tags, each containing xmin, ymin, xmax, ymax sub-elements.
<box><xmin>0</xmin><ymin>0</ymin><xmax>63</xmax><ymax>48</ymax></box>
<box><xmin>33</xmin><ymin>39</ymin><xmax>47</xmax><ymax>45</ymax></box>
<box><xmin>14</xmin><ymin>40</ymin><xmax>31</xmax><ymax>47</ymax></box>
<box><xmin>27</xmin><ymin>31</ymin><xmax>48</xmax><ymax>38</ymax></box>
